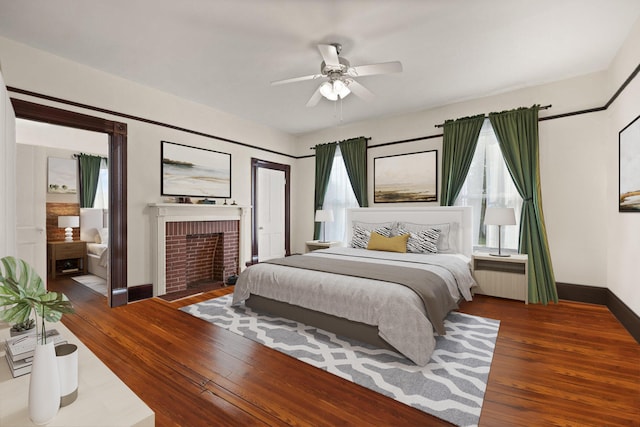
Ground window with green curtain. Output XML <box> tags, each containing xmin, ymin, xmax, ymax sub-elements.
<box><xmin>78</xmin><ymin>153</ymin><xmax>103</xmax><ymax>208</ymax></box>
<box><xmin>440</xmin><ymin>114</ymin><xmax>485</xmax><ymax>206</ymax></box>
<box><xmin>338</xmin><ymin>136</ymin><xmax>368</xmax><ymax>208</ymax></box>
<box><xmin>322</xmin><ymin>145</ymin><xmax>359</xmax><ymax>242</ymax></box>
<box><xmin>454</xmin><ymin>119</ymin><xmax>523</xmax><ymax>252</ymax></box>
<box><xmin>488</xmin><ymin>105</ymin><xmax>558</xmax><ymax>304</ymax></box>
<box><xmin>313</xmin><ymin>142</ymin><xmax>337</xmax><ymax>240</ymax></box>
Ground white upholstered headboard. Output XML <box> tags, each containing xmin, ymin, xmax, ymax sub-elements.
<box><xmin>345</xmin><ymin>206</ymin><xmax>473</xmax><ymax>258</ymax></box>
<box><xmin>80</xmin><ymin>208</ymin><xmax>105</xmax><ymax>242</ymax></box>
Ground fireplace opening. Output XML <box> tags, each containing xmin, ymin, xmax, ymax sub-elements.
<box><xmin>164</xmin><ymin>220</ymin><xmax>239</xmax><ymax>299</ymax></box>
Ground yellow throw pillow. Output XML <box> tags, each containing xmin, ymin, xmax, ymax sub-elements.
<box><xmin>367</xmin><ymin>232</ymin><xmax>409</xmax><ymax>253</ymax></box>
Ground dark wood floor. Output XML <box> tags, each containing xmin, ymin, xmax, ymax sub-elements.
<box><xmin>51</xmin><ymin>277</ymin><xmax>640</xmax><ymax>427</ymax></box>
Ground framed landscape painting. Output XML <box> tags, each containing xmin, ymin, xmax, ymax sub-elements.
<box><xmin>619</xmin><ymin>114</ymin><xmax>640</xmax><ymax>212</ymax></box>
<box><xmin>374</xmin><ymin>150</ymin><xmax>437</xmax><ymax>203</ymax></box>
<box><xmin>48</xmin><ymin>157</ymin><xmax>77</xmax><ymax>194</ymax></box>
<box><xmin>161</xmin><ymin>141</ymin><xmax>231</xmax><ymax>198</ymax></box>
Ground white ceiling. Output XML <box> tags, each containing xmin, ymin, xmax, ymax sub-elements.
<box><xmin>1</xmin><ymin>0</ymin><xmax>639</xmax><ymax>135</ymax></box>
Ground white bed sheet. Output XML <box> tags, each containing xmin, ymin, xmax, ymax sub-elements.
<box><xmin>232</xmin><ymin>247</ymin><xmax>476</xmax><ymax>366</ymax></box>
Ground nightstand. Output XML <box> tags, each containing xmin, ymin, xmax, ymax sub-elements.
<box><xmin>472</xmin><ymin>252</ymin><xmax>528</xmax><ymax>304</ymax></box>
<box><xmin>305</xmin><ymin>240</ymin><xmax>341</xmax><ymax>252</ymax></box>
<box><xmin>48</xmin><ymin>241</ymin><xmax>87</xmax><ymax>279</ymax></box>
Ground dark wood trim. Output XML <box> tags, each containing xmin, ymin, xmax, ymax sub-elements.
<box><xmin>606</xmin><ymin>289</ymin><xmax>640</xmax><ymax>344</ymax></box>
<box><xmin>556</xmin><ymin>282</ymin><xmax>608</xmax><ymax>305</ymax></box>
<box><xmin>128</xmin><ymin>284</ymin><xmax>154</xmax><ymax>302</ymax></box>
<box><xmin>557</xmin><ymin>282</ymin><xmax>640</xmax><ymax>344</ymax></box>
<box><xmin>250</xmin><ymin>158</ymin><xmax>291</xmax><ymax>265</ymax></box>
<box><xmin>7</xmin><ymin>86</ymin><xmax>296</xmax><ymax>160</ymax></box>
<box><xmin>11</xmin><ymin>98</ymin><xmax>129</xmax><ymax>307</ymax></box>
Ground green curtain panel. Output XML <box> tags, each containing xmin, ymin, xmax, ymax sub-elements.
<box><xmin>313</xmin><ymin>142</ymin><xmax>337</xmax><ymax>240</ymax></box>
<box><xmin>78</xmin><ymin>153</ymin><xmax>103</xmax><ymax>208</ymax></box>
<box><xmin>339</xmin><ymin>137</ymin><xmax>369</xmax><ymax>207</ymax></box>
<box><xmin>440</xmin><ymin>114</ymin><xmax>485</xmax><ymax>206</ymax></box>
<box><xmin>489</xmin><ymin>105</ymin><xmax>558</xmax><ymax>304</ymax></box>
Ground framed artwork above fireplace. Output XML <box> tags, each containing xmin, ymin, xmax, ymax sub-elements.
<box><xmin>161</xmin><ymin>141</ymin><xmax>231</xmax><ymax>199</ymax></box>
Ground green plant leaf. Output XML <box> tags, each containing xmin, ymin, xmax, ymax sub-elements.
<box><xmin>0</xmin><ymin>256</ymin><xmax>73</xmax><ymax>328</ymax></box>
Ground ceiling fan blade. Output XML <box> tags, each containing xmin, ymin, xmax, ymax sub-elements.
<box><xmin>348</xmin><ymin>61</ymin><xmax>403</xmax><ymax>77</ymax></box>
<box><xmin>306</xmin><ymin>86</ymin><xmax>323</xmax><ymax>107</ymax></box>
<box><xmin>347</xmin><ymin>80</ymin><xmax>375</xmax><ymax>101</ymax></box>
<box><xmin>271</xmin><ymin>74</ymin><xmax>321</xmax><ymax>86</ymax></box>
<box><xmin>318</xmin><ymin>44</ymin><xmax>340</xmax><ymax>67</ymax></box>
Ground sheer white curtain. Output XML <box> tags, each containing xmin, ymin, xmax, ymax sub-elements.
<box><xmin>92</xmin><ymin>158</ymin><xmax>109</xmax><ymax>209</ymax></box>
<box><xmin>455</xmin><ymin>120</ymin><xmax>522</xmax><ymax>251</ymax></box>
<box><xmin>322</xmin><ymin>146</ymin><xmax>359</xmax><ymax>243</ymax></box>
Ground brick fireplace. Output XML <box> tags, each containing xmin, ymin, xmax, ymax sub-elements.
<box><xmin>149</xmin><ymin>203</ymin><xmax>251</xmax><ymax>296</ymax></box>
<box><xmin>165</xmin><ymin>221</ymin><xmax>239</xmax><ymax>294</ymax></box>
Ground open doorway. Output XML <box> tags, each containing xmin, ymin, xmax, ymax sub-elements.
<box><xmin>11</xmin><ymin>98</ymin><xmax>128</xmax><ymax>307</ymax></box>
<box><xmin>16</xmin><ymin>119</ymin><xmax>109</xmax><ymax>298</ymax></box>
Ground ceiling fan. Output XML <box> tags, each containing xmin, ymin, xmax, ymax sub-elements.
<box><xmin>271</xmin><ymin>43</ymin><xmax>403</xmax><ymax>107</ymax></box>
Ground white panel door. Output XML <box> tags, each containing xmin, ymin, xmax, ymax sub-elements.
<box><xmin>16</xmin><ymin>144</ymin><xmax>47</xmax><ymax>280</ymax></box>
<box><xmin>257</xmin><ymin>168</ymin><xmax>285</xmax><ymax>262</ymax></box>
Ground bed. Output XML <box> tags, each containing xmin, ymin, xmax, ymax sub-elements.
<box><xmin>232</xmin><ymin>206</ymin><xmax>476</xmax><ymax>366</ymax></box>
<box><xmin>79</xmin><ymin>208</ymin><xmax>109</xmax><ymax>280</ymax></box>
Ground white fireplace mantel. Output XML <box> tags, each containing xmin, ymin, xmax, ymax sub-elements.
<box><xmin>148</xmin><ymin>203</ymin><xmax>251</xmax><ymax>296</ymax></box>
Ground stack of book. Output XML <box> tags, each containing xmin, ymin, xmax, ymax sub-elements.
<box><xmin>4</xmin><ymin>329</ymin><xmax>67</xmax><ymax>377</ymax></box>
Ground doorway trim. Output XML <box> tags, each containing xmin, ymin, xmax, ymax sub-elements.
<box><xmin>11</xmin><ymin>98</ymin><xmax>128</xmax><ymax>308</ymax></box>
<box><xmin>250</xmin><ymin>158</ymin><xmax>290</xmax><ymax>265</ymax></box>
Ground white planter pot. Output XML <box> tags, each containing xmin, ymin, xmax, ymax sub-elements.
<box><xmin>55</xmin><ymin>343</ymin><xmax>78</xmax><ymax>407</ymax></box>
<box><xmin>29</xmin><ymin>341</ymin><xmax>60</xmax><ymax>425</ymax></box>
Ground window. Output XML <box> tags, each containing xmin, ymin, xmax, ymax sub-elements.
<box><xmin>455</xmin><ymin>120</ymin><xmax>522</xmax><ymax>252</ymax></box>
<box><xmin>322</xmin><ymin>146</ymin><xmax>359</xmax><ymax>242</ymax></box>
<box><xmin>92</xmin><ymin>158</ymin><xmax>109</xmax><ymax>209</ymax></box>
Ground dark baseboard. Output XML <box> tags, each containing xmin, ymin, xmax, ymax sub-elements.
<box><xmin>557</xmin><ymin>282</ymin><xmax>640</xmax><ymax>344</ymax></box>
<box><xmin>128</xmin><ymin>284</ymin><xmax>153</xmax><ymax>302</ymax></box>
<box><xmin>556</xmin><ymin>282</ymin><xmax>608</xmax><ymax>305</ymax></box>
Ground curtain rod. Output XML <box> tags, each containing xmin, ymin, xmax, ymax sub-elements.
<box><xmin>434</xmin><ymin>104</ymin><xmax>552</xmax><ymax>128</ymax></box>
<box><xmin>310</xmin><ymin>136</ymin><xmax>371</xmax><ymax>149</ymax></box>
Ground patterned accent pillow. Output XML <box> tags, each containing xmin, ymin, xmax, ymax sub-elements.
<box><xmin>350</xmin><ymin>224</ymin><xmax>393</xmax><ymax>248</ymax></box>
<box><xmin>397</xmin><ymin>226</ymin><xmax>440</xmax><ymax>254</ymax></box>
<box><xmin>396</xmin><ymin>222</ymin><xmax>451</xmax><ymax>252</ymax></box>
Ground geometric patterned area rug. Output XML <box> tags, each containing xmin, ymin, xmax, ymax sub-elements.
<box><xmin>181</xmin><ymin>294</ymin><xmax>500</xmax><ymax>427</ymax></box>
<box><xmin>71</xmin><ymin>274</ymin><xmax>107</xmax><ymax>296</ymax></box>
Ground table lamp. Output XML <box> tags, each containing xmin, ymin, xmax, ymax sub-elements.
<box><xmin>58</xmin><ymin>215</ymin><xmax>80</xmax><ymax>242</ymax></box>
<box><xmin>484</xmin><ymin>207</ymin><xmax>516</xmax><ymax>257</ymax></box>
<box><xmin>315</xmin><ymin>209</ymin><xmax>334</xmax><ymax>243</ymax></box>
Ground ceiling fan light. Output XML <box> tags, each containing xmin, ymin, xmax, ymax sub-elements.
<box><xmin>334</xmin><ymin>80</ymin><xmax>351</xmax><ymax>99</ymax></box>
<box><xmin>319</xmin><ymin>81</ymin><xmax>338</xmax><ymax>100</ymax></box>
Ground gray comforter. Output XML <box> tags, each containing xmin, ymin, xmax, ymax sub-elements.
<box><xmin>232</xmin><ymin>247</ymin><xmax>476</xmax><ymax>366</ymax></box>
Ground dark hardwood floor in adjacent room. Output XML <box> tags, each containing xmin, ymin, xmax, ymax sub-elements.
<box><xmin>52</xmin><ymin>277</ymin><xmax>640</xmax><ymax>427</ymax></box>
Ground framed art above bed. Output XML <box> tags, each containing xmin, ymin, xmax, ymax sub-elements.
<box><xmin>373</xmin><ymin>150</ymin><xmax>437</xmax><ymax>203</ymax></box>
<box><xmin>161</xmin><ymin>141</ymin><xmax>231</xmax><ymax>199</ymax></box>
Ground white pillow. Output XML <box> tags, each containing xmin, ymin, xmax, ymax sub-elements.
<box><xmin>98</xmin><ymin>228</ymin><xmax>109</xmax><ymax>245</ymax></box>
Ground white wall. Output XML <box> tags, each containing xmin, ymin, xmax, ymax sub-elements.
<box><xmin>294</xmin><ymin>72</ymin><xmax>611</xmax><ymax>288</ymax></box>
<box><xmin>0</xmin><ymin>36</ymin><xmax>297</xmax><ymax>289</ymax></box>
<box><xmin>606</xmin><ymin>18</ymin><xmax>640</xmax><ymax>317</ymax></box>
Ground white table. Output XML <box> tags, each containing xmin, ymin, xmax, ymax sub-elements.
<box><xmin>0</xmin><ymin>322</ymin><xmax>154</xmax><ymax>426</ymax></box>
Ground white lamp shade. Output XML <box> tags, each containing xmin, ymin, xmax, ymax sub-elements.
<box><xmin>484</xmin><ymin>207</ymin><xmax>516</xmax><ymax>226</ymax></box>
<box><xmin>315</xmin><ymin>209</ymin><xmax>334</xmax><ymax>223</ymax></box>
<box><xmin>58</xmin><ymin>216</ymin><xmax>79</xmax><ymax>242</ymax></box>
<box><xmin>58</xmin><ymin>216</ymin><xmax>79</xmax><ymax>228</ymax></box>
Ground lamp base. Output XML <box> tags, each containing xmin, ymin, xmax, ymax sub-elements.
<box><xmin>64</xmin><ymin>227</ymin><xmax>73</xmax><ymax>242</ymax></box>
<box><xmin>489</xmin><ymin>253</ymin><xmax>511</xmax><ymax>257</ymax></box>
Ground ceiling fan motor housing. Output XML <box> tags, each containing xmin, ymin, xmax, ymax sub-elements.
<box><xmin>320</xmin><ymin>57</ymin><xmax>350</xmax><ymax>76</ymax></box>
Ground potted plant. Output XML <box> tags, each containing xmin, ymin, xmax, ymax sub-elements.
<box><xmin>0</xmin><ymin>256</ymin><xmax>74</xmax><ymax>425</ymax></box>
<box><xmin>10</xmin><ymin>318</ymin><xmax>36</xmax><ymax>337</ymax></box>
<box><xmin>0</xmin><ymin>256</ymin><xmax>73</xmax><ymax>342</ymax></box>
